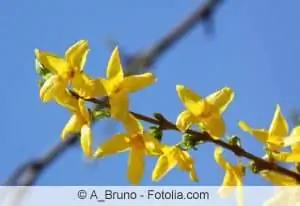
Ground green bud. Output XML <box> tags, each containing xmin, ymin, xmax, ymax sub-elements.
<box><xmin>148</xmin><ymin>126</ymin><xmax>163</xmax><ymax>142</ymax></box>
<box><xmin>296</xmin><ymin>163</ymin><xmax>300</xmax><ymax>173</ymax></box>
<box><xmin>35</xmin><ymin>59</ymin><xmax>51</xmax><ymax>77</ymax></box>
<box><xmin>181</xmin><ymin>133</ymin><xmax>204</xmax><ymax>151</ymax></box>
<box><xmin>228</xmin><ymin>135</ymin><xmax>242</xmax><ymax>147</ymax></box>
<box><xmin>249</xmin><ymin>161</ymin><xmax>260</xmax><ymax>174</ymax></box>
<box><xmin>92</xmin><ymin>109</ymin><xmax>110</xmax><ymax>120</ymax></box>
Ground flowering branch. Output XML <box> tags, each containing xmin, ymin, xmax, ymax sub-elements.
<box><xmin>4</xmin><ymin>0</ymin><xmax>224</xmax><ymax>186</ymax></box>
<box><xmin>84</xmin><ymin>96</ymin><xmax>300</xmax><ymax>183</ymax></box>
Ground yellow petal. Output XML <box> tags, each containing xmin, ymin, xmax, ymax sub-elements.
<box><xmin>232</xmin><ymin>163</ymin><xmax>245</xmax><ymax>206</ymax></box>
<box><xmin>40</xmin><ymin>75</ymin><xmax>67</xmax><ymax>102</ymax></box>
<box><xmin>188</xmin><ymin>166</ymin><xmax>199</xmax><ymax>183</ymax></box>
<box><xmin>65</xmin><ymin>40</ymin><xmax>89</xmax><ymax>72</ymax></box>
<box><xmin>109</xmin><ymin>90</ymin><xmax>129</xmax><ymax>121</ymax></box>
<box><xmin>176</xmin><ymin>84</ymin><xmax>203</xmax><ymax>116</ymax></box>
<box><xmin>78</xmin><ymin>98</ymin><xmax>90</xmax><ymax>124</ymax></box>
<box><xmin>176</xmin><ymin>150</ymin><xmax>199</xmax><ymax>182</ymax></box>
<box><xmin>176</xmin><ymin>150</ymin><xmax>192</xmax><ymax>171</ymax></box>
<box><xmin>128</xmin><ymin>147</ymin><xmax>145</xmax><ymax>185</ymax></box>
<box><xmin>143</xmin><ymin>132</ymin><xmax>163</xmax><ymax>156</ymax></box>
<box><xmin>214</xmin><ymin>147</ymin><xmax>227</xmax><ymax>169</ymax></box>
<box><xmin>260</xmin><ymin>170</ymin><xmax>299</xmax><ymax>186</ymax></box>
<box><xmin>34</xmin><ymin>49</ymin><xmax>70</xmax><ymax>78</ymax></box>
<box><xmin>285</xmin><ymin>126</ymin><xmax>300</xmax><ymax>152</ymax></box>
<box><xmin>94</xmin><ymin>134</ymin><xmax>130</xmax><ymax>158</ymax></box>
<box><xmin>152</xmin><ymin>154</ymin><xmax>177</xmax><ymax>182</ymax></box>
<box><xmin>205</xmin><ymin>87</ymin><xmax>235</xmax><ymax>114</ymax></box>
<box><xmin>54</xmin><ymin>89</ymin><xmax>79</xmax><ymax>112</ymax></box>
<box><xmin>269</xmin><ymin>105</ymin><xmax>289</xmax><ymax>137</ymax></box>
<box><xmin>122</xmin><ymin>114</ymin><xmax>143</xmax><ymax>135</ymax></box>
<box><xmin>218</xmin><ymin>166</ymin><xmax>237</xmax><ymax>198</ymax></box>
<box><xmin>272</xmin><ymin>152</ymin><xmax>300</xmax><ymax>163</ymax></box>
<box><xmin>80</xmin><ymin>124</ymin><xmax>93</xmax><ymax>157</ymax></box>
<box><xmin>106</xmin><ymin>47</ymin><xmax>124</xmax><ymax>84</ymax></box>
<box><xmin>176</xmin><ymin>110</ymin><xmax>197</xmax><ymax>132</ymax></box>
<box><xmin>72</xmin><ymin>73</ymin><xmax>107</xmax><ymax>98</ymax></box>
<box><xmin>121</xmin><ymin>73</ymin><xmax>156</xmax><ymax>93</ymax></box>
<box><xmin>61</xmin><ymin>114</ymin><xmax>84</xmax><ymax>140</ymax></box>
<box><xmin>238</xmin><ymin>121</ymin><xmax>269</xmax><ymax>142</ymax></box>
<box><xmin>200</xmin><ymin>114</ymin><xmax>226</xmax><ymax>139</ymax></box>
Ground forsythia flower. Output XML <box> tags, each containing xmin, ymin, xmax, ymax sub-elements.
<box><xmin>35</xmin><ymin>40</ymin><xmax>106</xmax><ymax>101</ymax></box>
<box><xmin>239</xmin><ymin>104</ymin><xmax>288</xmax><ymax>152</ymax></box>
<box><xmin>93</xmin><ymin>114</ymin><xmax>162</xmax><ymax>185</ymax></box>
<box><xmin>176</xmin><ymin>85</ymin><xmax>234</xmax><ymax>139</ymax></box>
<box><xmin>61</xmin><ymin>99</ymin><xmax>93</xmax><ymax>157</ymax></box>
<box><xmin>97</xmin><ymin>47</ymin><xmax>156</xmax><ymax>120</ymax></box>
<box><xmin>40</xmin><ymin>75</ymin><xmax>79</xmax><ymax>112</ymax></box>
<box><xmin>214</xmin><ymin>147</ymin><xmax>244</xmax><ymax>206</ymax></box>
<box><xmin>260</xmin><ymin>170</ymin><xmax>299</xmax><ymax>186</ymax></box>
<box><xmin>152</xmin><ymin>145</ymin><xmax>199</xmax><ymax>182</ymax></box>
<box><xmin>271</xmin><ymin>126</ymin><xmax>300</xmax><ymax>162</ymax></box>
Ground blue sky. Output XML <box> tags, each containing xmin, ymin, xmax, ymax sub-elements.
<box><xmin>1</xmin><ymin>0</ymin><xmax>300</xmax><ymax>186</ymax></box>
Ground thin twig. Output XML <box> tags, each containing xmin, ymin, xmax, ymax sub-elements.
<box><xmin>4</xmin><ymin>0</ymin><xmax>224</xmax><ymax>186</ymax></box>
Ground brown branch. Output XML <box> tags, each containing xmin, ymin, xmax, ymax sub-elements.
<box><xmin>3</xmin><ymin>0</ymin><xmax>224</xmax><ymax>186</ymax></box>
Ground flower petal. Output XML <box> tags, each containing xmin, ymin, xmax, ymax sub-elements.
<box><xmin>106</xmin><ymin>47</ymin><xmax>124</xmax><ymax>84</ymax></box>
<box><xmin>218</xmin><ymin>165</ymin><xmax>237</xmax><ymax>198</ymax></box>
<box><xmin>269</xmin><ymin>105</ymin><xmax>289</xmax><ymax>137</ymax></box>
<box><xmin>200</xmin><ymin>114</ymin><xmax>226</xmax><ymax>139</ymax></box>
<box><xmin>65</xmin><ymin>40</ymin><xmax>89</xmax><ymax>72</ymax></box>
<box><xmin>40</xmin><ymin>75</ymin><xmax>66</xmax><ymax>102</ymax></box>
<box><xmin>109</xmin><ymin>91</ymin><xmax>129</xmax><ymax>121</ymax></box>
<box><xmin>128</xmin><ymin>147</ymin><xmax>145</xmax><ymax>185</ymax></box>
<box><xmin>272</xmin><ymin>152</ymin><xmax>300</xmax><ymax>163</ymax></box>
<box><xmin>143</xmin><ymin>132</ymin><xmax>163</xmax><ymax>156</ymax></box>
<box><xmin>80</xmin><ymin>124</ymin><xmax>93</xmax><ymax>157</ymax></box>
<box><xmin>122</xmin><ymin>114</ymin><xmax>143</xmax><ymax>135</ymax></box>
<box><xmin>61</xmin><ymin>114</ymin><xmax>84</xmax><ymax>140</ymax></box>
<box><xmin>176</xmin><ymin>110</ymin><xmax>197</xmax><ymax>132</ymax></box>
<box><xmin>94</xmin><ymin>134</ymin><xmax>130</xmax><ymax>158</ymax></box>
<box><xmin>55</xmin><ymin>89</ymin><xmax>79</xmax><ymax>112</ymax></box>
<box><xmin>214</xmin><ymin>147</ymin><xmax>227</xmax><ymax>169</ymax></box>
<box><xmin>78</xmin><ymin>98</ymin><xmax>90</xmax><ymax>124</ymax></box>
<box><xmin>34</xmin><ymin>49</ymin><xmax>69</xmax><ymax>78</ymax></box>
<box><xmin>72</xmin><ymin>73</ymin><xmax>107</xmax><ymax>98</ymax></box>
<box><xmin>285</xmin><ymin>126</ymin><xmax>300</xmax><ymax>152</ymax></box>
<box><xmin>238</xmin><ymin>121</ymin><xmax>269</xmax><ymax>142</ymax></box>
<box><xmin>152</xmin><ymin>154</ymin><xmax>177</xmax><ymax>182</ymax></box>
<box><xmin>260</xmin><ymin>170</ymin><xmax>299</xmax><ymax>186</ymax></box>
<box><xmin>121</xmin><ymin>73</ymin><xmax>156</xmax><ymax>93</ymax></box>
<box><xmin>205</xmin><ymin>87</ymin><xmax>235</xmax><ymax>114</ymax></box>
<box><xmin>176</xmin><ymin>84</ymin><xmax>203</xmax><ymax>116</ymax></box>
<box><xmin>176</xmin><ymin>150</ymin><xmax>199</xmax><ymax>182</ymax></box>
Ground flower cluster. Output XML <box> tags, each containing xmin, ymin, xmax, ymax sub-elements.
<box><xmin>35</xmin><ymin>40</ymin><xmax>300</xmax><ymax>205</ymax></box>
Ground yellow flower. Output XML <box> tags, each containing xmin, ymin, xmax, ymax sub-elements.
<box><xmin>35</xmin><ymin>40</ymin><xmax>106</xmax><ymax>100</ymax></box>
<box><xmin>271</xmin><ymin>126</ymin><xmax>300</xmax><ymax>162</ymax></box>
<box><xmin>175</xmin><ymin>85</ymin><xmax>234</xmax><ymax>139</ymax></box>
<box><xmin>238</xmin><ymin>104</ymin><xmax>289</xmax><ymax>152</ymax></box>
<box><xmin>93</xmin><ymin>114</ymin><xmax>162</xmax><ymax>185</ymax></box>
<box><xmin>98</xmin><ymin>47</ymin><xmax>156</xmax><ymax>120</ymax></box>
<box><xmin>61</xmin><ymin>99</ymin><xmax>93</xmax><ymax>157</ymax></box>
<box><xmin>152</xmin><ymin>145</ymin><xmax>199</xmax><ymax>182</ymax></box>
<box><xmin>39</xmin><ymin>74</ymin><xmax>80</xmax><ymax>113</ymax></box>
<box><xmin>260</xmin><ymin>170</ymin><xmax>299</xmax><ymax>186</ymax></box>
<box><xmin>214</xmin><ymin>147</ymin><xmax>244</xmax><ymax>206</ymax></box>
